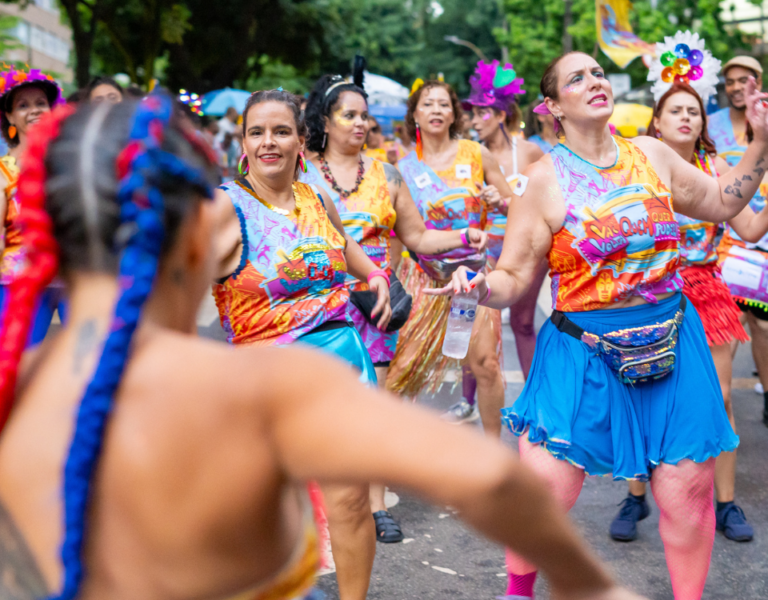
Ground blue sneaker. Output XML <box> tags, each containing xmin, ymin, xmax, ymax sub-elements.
<box><xmin>609</xmin><ymin>494</ymin><xmax>650</xmax><ymax>541</ymax></box>
<box><xmin>716</xmin><ymin>502</ymin><xmax>754</xmax><ymax>542</ymax></box>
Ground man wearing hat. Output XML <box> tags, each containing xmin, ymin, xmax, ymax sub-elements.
<box><xmin>708</xmin><ymin>55</ymin><xmax>763</xmax><ymax>166</ymax></box>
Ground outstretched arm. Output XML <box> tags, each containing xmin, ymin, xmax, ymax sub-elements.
<box><xmin>723</xmin><ymin>156</ymin><xmax>768</xmax><ymax>243</ymax></box>
<box><xmin>262</xmin><ymin>348</ymin><xmax>643</xmax><ymax>600</ymax></box>
<box><xmin>385</xmin><ymin>163</ymin><xmax>487</xmax><ymax>255</ymax></box>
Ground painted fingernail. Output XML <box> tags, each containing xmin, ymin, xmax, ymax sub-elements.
<box><xmin>469</xmin><ymin>283</ymin><xmax>476</xmax><ymax>289</ymax></box>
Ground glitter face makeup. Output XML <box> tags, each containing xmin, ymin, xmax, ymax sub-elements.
<box><xmin>333</xmin><ymin>105</ymin><xmax>356</xmax><ymax>128</ymax></box>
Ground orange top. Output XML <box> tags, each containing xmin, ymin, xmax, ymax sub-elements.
<box><xmin>0</xmin><ymin>155</ymin><xmax>24</xmax><ymax>285</ymax></box>
<box><xmin>548</xmin><ymin>137</ymin><xmax>683</xmax><ymax>312</ymax></box>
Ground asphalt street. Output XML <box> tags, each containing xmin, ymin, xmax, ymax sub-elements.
<box><xmin>194</xmin><ymin>294</ymin><xmax>768</xmax><ymax>600</ymax></box>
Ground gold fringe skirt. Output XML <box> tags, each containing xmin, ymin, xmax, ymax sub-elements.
<box><xmin>386</xmin><ymin>256</ymin><xmax>502</xmax><ymax>398</ymax></box>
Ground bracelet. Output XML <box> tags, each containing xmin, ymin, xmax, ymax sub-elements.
<box><xmin>367</xmin><ymin>269</ymin><xmax>390</xmax><ymax>286</ymax></box>
<box><xmin>479</xmin><ymin>282</ymin><xmax>492</xmax><ymax>305</ymax></box>
<box><xmin>460</xmin><ymin>227</ymin><xmax>470</xmax><ymax>247</ymax></box>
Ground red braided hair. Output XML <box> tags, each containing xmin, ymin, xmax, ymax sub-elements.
<box><xmin>0</xmin><ymin>104</ymin><xmax>75</xmax><ymax>431</ymax></box>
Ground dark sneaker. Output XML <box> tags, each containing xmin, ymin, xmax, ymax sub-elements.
<box><xmin>441</xmin><ymin>400</ymin><xmax>479</xmax><ymax>424</ymax></box>
<box><xmin>609</xmin><ymin>494</ymin><xmax>650</xmax><ymax>541</ymax></box>
<box><xmin>716</xmin><ymin>503</ymin><xmax>754</xmax><ymax>542</ymax></box>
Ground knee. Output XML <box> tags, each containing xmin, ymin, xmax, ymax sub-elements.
<box><xmin>722</xmin><ymin>392</ymin><xmax>734</xmax><ymax>421</ymax></box>
<box><xmin>328</xmin><ymin>485</ymin><xmax>372</xmax><ymax>524</ymax></box>
<box><xmin>749</xmin><ymin>316</ymin><xmax>768</xmax><ymax>335</ymax></box>
<box><xmin>471</xmin><ymin>352</ymin><xmax>502</xmax><ymax>384</ymax></box>
<box><xmin>509</xmin><ymin>311</ymin><xmax>535</xmax><ymax>338</ymax></box>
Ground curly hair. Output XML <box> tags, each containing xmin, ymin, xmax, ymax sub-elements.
<box><xmin>305</xmin><ymin>75</ymin><xmax>368</xmax><ymax>153</ymax></box>
<box><xmin>405</xmin><ymin>81</ymin><xmax>463</xmax><ymax>141</ymax></box>
<box><xmin>1</xmin><ymin>81</ymin><xmax>58</xmax><ymax>148</ymax></box>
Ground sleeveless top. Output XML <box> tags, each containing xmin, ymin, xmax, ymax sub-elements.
<box><xmin>213</xmin><ymin>181</ymin><xmax>350</xmax><ymax>346</ymax></box>
<box><xmin>549</xmin><ymin>136</ymin><xmax>683</xmax><ymax>312</ymax></box>
<box><xmin>708</xmin><ymin>107</ymin><xmax>746</xmax><ymax>168</ymax></box>
<box><xmin>0</xmin><ymin>155</ymin><xmax>23</xmax><ymax>285</ymax></box>
<box><xmin>487</xmin><ymin>137</ymin><xmax>518</xmax><ymax>261</ymax></box>
<box><xmin>299</xmin><ymin>159</ymin><xmax>396</xmax><ymax>292</ymax></box>
<box><xmin>676</xmin><ymin>151</ymin><xmax>721</xmax><ymax>268</ymax></box>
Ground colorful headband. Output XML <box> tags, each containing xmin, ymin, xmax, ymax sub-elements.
<box><xmin>0</xmin><ymin>105</ymin><xmax>73</xmax><ymax>431</ymax></box>
<box><xmin>0</xmin><ymin>65</ymin><xmax>63</xmax><ymax>114</ymax></box>
<box><xmin>51</xmin><ymin>94</ymin><xmax>215</xmax><ymax>600</ymax></box>
<box><xmin>462</xmin><ymin>60</ymin><xmax>524</xmax><ymax>111</ymax></box>
<box><xmin>647</xmin><ymin>30</ymin><xmax>721</xmax><ymax>103</ymax></box>
<box><xmin>410</xmin><ymin>78</ymin><xmax>424</xmax><ymax>97</ymax></box>
<box><xmin>325</xmin><ymin>76</ymin><xmax>348</xmax><ymax>97</ymax></box>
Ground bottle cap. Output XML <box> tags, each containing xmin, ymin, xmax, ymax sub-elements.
<box><xmin>466</xmin><ymin>271</ymin><xmax>477</xmax><ymax>281</ymax></box>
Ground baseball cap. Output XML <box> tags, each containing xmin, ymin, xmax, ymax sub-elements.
<box><xmin>722</xmin><ymin>56</ymin><xmax>763</xmax><ymax>77</ymax></box>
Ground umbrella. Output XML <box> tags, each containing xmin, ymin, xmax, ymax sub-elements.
<box><xmin>609</xmin><ymin>103</ymin><xmax>653</xmax><ymax>138</ymax></box>
<box><xmin>201</xmin><ymin>88</ymin><xmax>252</xmax><ymax>117</ymax></box>
<box><xmin>363</xmin><ymin>71</ymin><xmax>409</xmax><ymax>106</ymax></box>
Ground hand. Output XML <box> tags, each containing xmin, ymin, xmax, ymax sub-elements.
<box><xmin>467</xmin><ymin>228</ymin><xmax>488</xmax><ymax>252</ymax></box>
<box><xmin>368</xmin><ymin>276</ymin><xmax>392</xmax><ymax>330</ymax></box>
<box><xmin>744</xmin><ymin>76</ymin><xmax>768</xmax><ymax>145</ymax></box>
<box><xmin>480</xmin><ymin>185</ymin><xmax>508</xmax><ymax>214</ymax></box>
<box><xmin>552</xmin><ymin>585</ymin><xmax>648</xmax><ymax>600</ymax></box>
<box><xmin>423</xmin><ymin>266</ymin><xmax>487</xmax><ymax>298</ymax></box>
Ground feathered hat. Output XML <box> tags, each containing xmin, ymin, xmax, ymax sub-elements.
<box><xmin>0</xmin><ymin>65</ymin><xmax>63</xmax><ymax>115</ymax></box>
<box><xmin>647</xmin><ymin>31</ymin><xmax>721</xmax><ymax>103</ymax></box>
<box><xmin>462</xmin><ymin>60</ymin><xmax>524</xmax><ymax>112</ymax></box>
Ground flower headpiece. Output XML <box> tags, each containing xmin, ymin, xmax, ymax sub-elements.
<box><xmin>462</xmin><ymin>60</ymin><xmax>524</xmax><ymax>112</ymax></box>
<box><xmin>647</xmin><ymin>31</ymin><xmax>721</xmax><ymax>103</ymax></box>
<box><xmin>0</xmin><ymin>64</ymin><xmax>63</xmax><ymax>115</ymax></box>
<box><xmin>409</xmin><ymin>78</ymin><xmax>424</xmax><ymax>97</ymax></box>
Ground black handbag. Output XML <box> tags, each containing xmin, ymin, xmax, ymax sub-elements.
<box><xmin>349</xmin><ymin>271</ymin><xmax>413</xmax><ymax>333</ymax></box>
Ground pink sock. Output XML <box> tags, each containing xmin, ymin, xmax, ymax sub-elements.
<box><xmin>506</xmin><ymin>571</ymin><xmax>536</xmax><ymax>597</ymax></box>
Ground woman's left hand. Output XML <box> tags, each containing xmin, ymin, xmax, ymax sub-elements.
<box><xmin>467</xmin><ymin>228</ymin><xmax>489</xmax><ymax>252</ymax></box>
<box><xmin>369</xmin><ymin>276</ymin><xmax>392</xmax><ymax>330</ymax></box>
<box><xmin>479</xmin><ymin>185</ymin><xmax>508</xmax><ymax>215</ymax></box>
<box><xmin>745</xmin><ymin>76</ymin><xmax>768</xmax><ymax>144</ymax></box>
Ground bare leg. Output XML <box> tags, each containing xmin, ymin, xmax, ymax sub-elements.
<box><xmin>467</xmin><ymin>308</ymin><xmax>504</xmax><ymax>437</ymax></box>
<box><xmin>323</xmin><ymin>483</ymin><xmax>376</xmax><ymax>600</ymax></box>
<box><xmin>508</xmin><ymin>260</ymin><xmax>548</xmax><ymax>380</ymax></box>
<box><xmin>747</xmin><ymin>312</ymin><xmax>768</xmax><ymax>424</ymax></box>
<box><xmin>370</xmin><ymin>365</ymin><xmax>390</xmax><ymax>513</ymax></box>
<box><xmin>627</xmin><ymin>480</ymin><xmax>647</xmax><ymax>496</ymax></box>
<box><xmin>710</xmin><ymin>343</ymin><xmax>737</xmax><ymax>503</ymax></box>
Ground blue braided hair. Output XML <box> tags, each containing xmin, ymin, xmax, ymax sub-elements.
<box><xmin>48</xmin><ymin>93</ymin><xmax>215</xmax><ymax>600</ymax></box>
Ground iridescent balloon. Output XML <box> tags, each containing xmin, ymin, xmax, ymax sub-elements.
<box><xmin>674</xmin><ymin>74</ymin><xmax>689</xmax><ymax>85</ymax></box>
<box><xmin>661</xmin><ymin>51</ymin><xmax>676</xmax><ymax>67</ymax></box>
<box><xmin>674</xmin><ymin>58</ymin><xmax>691</xmax><ymax>75</ymax></box>
<box><xmin>688</xmin><ymin>49</ymin><xmax>703</xmax><ymax>67</ymax></box>
<box><xmin>675</xmin><ymin>43</ymin><xmax>690</xmax><ymax>58</ymax></box>
<box><xmin>688</xmin><ymin>66</ymin><xmax>704</xmax><ymax>81</ymax></box>
<box><xmin>662</xmin><ymin>67</ymin><xmax>675</xmax><ymax>83</ymax></box>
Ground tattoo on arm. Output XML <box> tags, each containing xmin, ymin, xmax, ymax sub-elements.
<box><xmin>0</xmin><ymin>499</ymin><xmax>49</xmax><ymax>599</ymax></box>
<box><xmin>383</xmin><ymin>163</ymin><xmax>404</xmax><ymax>187</ymax></box>
<box><xmin>73</xmin><ymin>319</ymin><xmax>98</xmax><ymax>375</ymax></box>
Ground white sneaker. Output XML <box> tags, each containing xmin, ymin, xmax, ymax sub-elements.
<box><xmin>756</xmin><ymin>382</ymin><xmax>764</xmax><ymax>395</ymax></box>
<box><xmin>441</xmin><ymin>400</ymin><xmax>480</xmax><ymax>424</ymax></box>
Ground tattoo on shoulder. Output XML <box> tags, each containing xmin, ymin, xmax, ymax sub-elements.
<box><xmin>383</xmin><ymin>163</ymin><xmax>404</xmax><ymax>187</ymax></box>
<box><xmin>0</xmin><ymin>499</ymin><xmax>49</xmax><ymax>598</ymax></box>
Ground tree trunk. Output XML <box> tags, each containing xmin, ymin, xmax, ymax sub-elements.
<box><xmin>59</xmin><ymin>0</ymin><xmax>94</xmax><ymax>88</ymax></box>
<box><xmin>563</xmin><ymin>0</ymin><xmax>573</xmax><ymax>54</ymax></box>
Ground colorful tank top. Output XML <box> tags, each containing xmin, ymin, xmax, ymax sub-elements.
<box><xmin>0</xmin><ymin>155</ymin><xmax>24</xmax><ymax>285</ymax></box>
<box><xmin>708</xmin><ymin>107</ymin><xmax>746</xmax><ymax>168</ymax></box>
<box><xmin>676</xmin><ymin>151</ymin><xmax>721</xmax><ymax>268</ymax></box>
<box><xmin>300</xmin><ymin>160</ymin><xmax>396</xmax><ymax>292</ymax></box>
<box><xmin>213</xmin><ymin>181</ymin><xmax>349</xmax><ymax>346</ymax></box>
<box><xmin>549</xmin><ymin>136</ymin><xmax>683</xmax><ymax>312</ymax></box>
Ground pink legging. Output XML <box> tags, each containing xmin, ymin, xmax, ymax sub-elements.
<box><xmin>506</xmin><ymin>438</ymin><xmax>716</xmax><ymax>600</ymax></box>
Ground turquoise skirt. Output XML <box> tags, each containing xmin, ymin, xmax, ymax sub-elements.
<box><xmin>297</xmin><ymin>322</ymin><xmax>378</xmax><ymax>387</ymax></box>
<box><xmin>502</xmin><ymin>293</ymin><xmax>738</xmax><ymax>481</ymax></box>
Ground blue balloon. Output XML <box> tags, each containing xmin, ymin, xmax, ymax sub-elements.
<box><xmin>675</xmin><ymin>43</ymin><xmax>690</xmax><ymax>58</ymax></box>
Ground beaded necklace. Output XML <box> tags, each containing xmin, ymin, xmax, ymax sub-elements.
<box><xmin>693</xmin><ymin>148</ymin><xmax>716</xmax><ymax>177</ymax></box>
<box><xmin>319</xmin><ymin>153</ymin><xmax>364</xmax><ymax>199</ymax></box>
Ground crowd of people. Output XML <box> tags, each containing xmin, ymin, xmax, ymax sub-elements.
<box><xmin>0</xmin><ymin>27</ymin><xmax>766</xmax><ymax>600</ymax></box>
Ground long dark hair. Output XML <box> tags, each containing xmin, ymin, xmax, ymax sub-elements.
<box><xmin>646</xmin><ymin>83</ymin><xmax>717</xmax><ymax>156</ymax></box>
<box><xmin>305</xmin><ymin>75</ymin><xmax>368</xmax><ymax>153</ymax></box>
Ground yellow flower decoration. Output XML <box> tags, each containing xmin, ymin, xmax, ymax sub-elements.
<box><xmin>409</xmin><ymin>78</ymin><xmax>424</xmax><ymax>97</ymax></box>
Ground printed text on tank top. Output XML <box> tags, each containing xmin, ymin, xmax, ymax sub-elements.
<box><xmin>299</xmin><ymin>159</ymin><xmax>396</xmax><ymax>291</ymax></box>
<box><xmin>212</xmin><ymin>180</ymin><xmax>350</xmax><ymax>347</ymax></box>
<box><xmin>548</xmin><ymin>136</ymin><xmax>683</xmax><ymax>312</ymax></box>
<box><xmin>676</xmin><ymin>151</ymin><xmax>721</xmax><ymax>267</ymax></box>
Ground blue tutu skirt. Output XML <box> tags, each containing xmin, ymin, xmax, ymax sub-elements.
<box><xmin>502</xmin><ymin>293</ymin><xmax>738</xmax><ymax>481</ymax></box>
<box><xmin>297</xmin><ymin>323</ymin><xmax>378</xmax><ymax>387</ymax></box>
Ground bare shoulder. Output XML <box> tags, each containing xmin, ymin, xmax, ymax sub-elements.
<box><xmin>518</xmin><ymin>138</ymin><xmax>545</xmax><ymax>163</ymax></box>
<box><xmin>479</xmin><ymin>144</ymin><xmax>497</xmax><ymax>165</ymax></box>
<box><xmin>518</xmin><ymin>154</ymin><xmax>565</xmax><ymax>231</ymax></box>
<box><xmin>714</xmin><ymin>155</ymin><xmax>731</xmax><ymax>176</ymax></box>
<box><xmin>0</xmin><ymin>497</ymin><xmax>48</xmax><ymax>599</ymax></box>
<box><xmin>629</xmin><ymin>135</ymin><xmax>670</xmax><ymax>161</ymax></box>
<box><xmin>382</xmin><ymin>161</ymin><xmax>404</xmax><ymax>187</ymax></box>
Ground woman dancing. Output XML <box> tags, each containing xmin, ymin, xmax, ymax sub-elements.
<box><xmin>386</xmin><ymin>79</ymin><xmax>513</xmax><ymax>436</ymax></box>
<box><xmin>431</xmin><ymin>51</ymin><xmax>768</xmax><ymax>599</ymax></box>
<box><xmin>301</xmin><ymin>75</ymin><xmax>487</xmax><ymax>544</ymax></box>
<box><xmin>0</xmin><ymin>96</ymin><xmax>643</xmax><ymax>600</ymax></box>
<box><xmin>212</xmin><ymin>89</ymin><xmax>390</xmax><ymax>600</ymax></box>
<box><xmin>0</xmin><ymin>65</ymin><xmax>63</xmax><ymax>343</ymax></box>
<box><xmin>609</xmin><ymin>36</ymin><xmax>763</xmax><ymax>544</ymax></box>
<box><xmin>465</xmin><ymin>60</ymin><xmax>547</xmax><ymax>380</ymax></box>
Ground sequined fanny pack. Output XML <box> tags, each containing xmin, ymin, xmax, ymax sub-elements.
<box><xmin>550</xmin><ymin>296</ymin><xmax>687</xmax><ymax>385</ymax></box>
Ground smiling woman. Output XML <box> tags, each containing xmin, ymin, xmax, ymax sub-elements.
<box><xmin>0</xmin><ymin>67</ymin><xmax>64</xmax><ymax>346</ymax></box>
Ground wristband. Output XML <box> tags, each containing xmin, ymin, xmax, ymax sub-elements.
<box><xmin>479</xmin><ymin>282</ymin><xmax>492</xmax><ymax>305</ymax></box>
<box><xmin>367</xmin><ymin>269</ymin><xmax>390</xmax><ymax>286</ymax></box>
<box><xmin>460</xmin><ymin>227</ymin><xmax>470</xmax><ymax>247</ymax></box>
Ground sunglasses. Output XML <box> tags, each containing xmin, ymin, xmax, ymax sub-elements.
<box><xmin>371</xmin><ymin>126</ymin><xmax>381</xmax><ymax>133</ymax></box>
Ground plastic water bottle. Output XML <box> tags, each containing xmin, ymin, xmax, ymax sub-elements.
<box><xmin>442</xmin><ymin>273</ymin><xmax>479</xmax><ymax>359</ymax></box>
